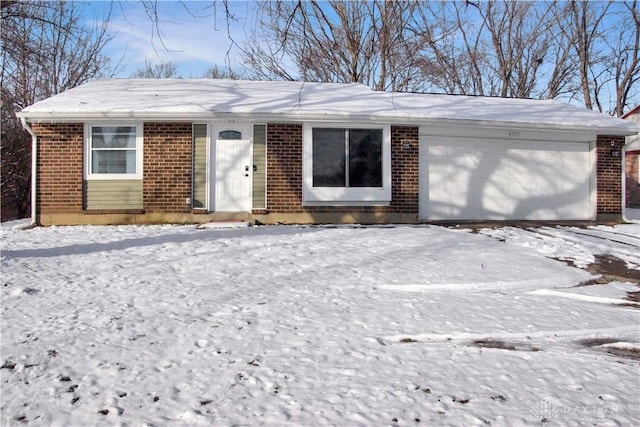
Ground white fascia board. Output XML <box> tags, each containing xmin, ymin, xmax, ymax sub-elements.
<box><xmin>16</xmin><ymin>111</ymin><xmax>206</xmax><ymax>122</ymax></box>
<box><xmin>16</xmin><ymin>111</ymin><xmax>640</xmax><ymax>136</ymax></box>
<box><xmin>416</xmin><ymin>118</ymin><xmax>640</xmax><ymax>138</ymax></box>
<box><xmin>253</xmin><ymin>115</ymin><xmax>640</xmax><ymax>135</ymax></box>
<box><xmin>419</xmin><ymin>122</ymin><xmax>599</xmax><ymax>142</ymax></box>
<box><xmin>16</xmin><ymin>111</ymin><xmax>393</xmax><ymax>124</ymax></box>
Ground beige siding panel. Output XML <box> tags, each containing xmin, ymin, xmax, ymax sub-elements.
<box><xmin>84</xmin><ymin>180</ymin><xmax>143</xmax><ymax>210</ymax></box>
<box><xmin>253</xmin><ymin>124</ymin><xmax>266</xmax><ymax>209</ymax></box>
<box><xmin>192</xmin><ymin>124</ymin><xmax>208</xmax><ymax>208</ymax></box>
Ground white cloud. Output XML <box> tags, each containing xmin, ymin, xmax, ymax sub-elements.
<box><xmin>97</xmin><ymin>0</ymin><xmax>252</xmax><ymax>77</ymax></box>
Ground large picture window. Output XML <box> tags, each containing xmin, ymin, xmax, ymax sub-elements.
<box><xmin>304</xmin><ymin>123</ymin><xmax>391</xmax><ymax>205</ymax></box>
<box><xmin>312</xmin><ymin>128</ymin><xmax>382</xmax><ymax>188</ymax></box>
<box><xmin>87</xmin><ymin>125</ymin><xmax>141</xmax><ymax>179</ymax></box>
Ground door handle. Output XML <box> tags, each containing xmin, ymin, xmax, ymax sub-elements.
<box><xmin>245</xmin><ymin>165</ymin><xmax>250</xmax><ymax>171</ymax></box>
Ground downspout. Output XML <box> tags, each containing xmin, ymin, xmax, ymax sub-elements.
<box><xmin>622</xmin><ymin>140</ymin><xmax>628</xmax><ymax>223</ymax></box>
<box><xmin>621</xmin><ymin>137</ymin><xmax>637</xmax><ymax>223</ymax></box>
<box><xmin>19</xmin><ymin>117</ymin><xmax>38</xmax><ymax>226</ymax></box>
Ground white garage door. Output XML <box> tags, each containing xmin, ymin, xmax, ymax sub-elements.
<box><xmin>419</xmin><ymin>134</ymin><xmax>595</xmax><ymax>221</ymax></box>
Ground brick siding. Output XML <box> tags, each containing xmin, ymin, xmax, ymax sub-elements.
<box><xmin>389</xmin><ymin>126</ymin><xmax>419</xmax><ymax>212</ymax></box>
<box><xmin>265</xmin><ymin>124</ymin><xmax>419</xmax><ymax>214</ymax></box>
<box><xmin>30</xmin><ymin>122</ymin><xmax>627</xmax><ymax>223</ymax></box>
<box><xmin>265</xmin><ymin>124</ymin><xmax>303</xmax><ymax>212</ymax></box>
<box><xmin>32</xmin><ymin>123</ymin><xmax>84</xmax><ymax>215</ymax></box>
<box><xmin>596</xmin><ymin>135</ymin><xmax>625</xmax><ymax>215</ymax></box>
<box><xmin>32</xmin><ymin>122</ymin><xmax>194</xmax><ymax>216</ymax></box>
<box><xmin>143</xmin><ymin>122</ymin><xmax>193</xmax><ymax>212</ymax></box>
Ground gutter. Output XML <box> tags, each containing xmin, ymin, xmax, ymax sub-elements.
<box><xmin>19</xmin><ymin>117</ymin><xmax>38</xmax><ymax>226</ymax></box>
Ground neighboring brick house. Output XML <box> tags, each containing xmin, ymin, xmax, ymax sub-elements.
<box><xmin>622</xmin><ymin>106</ymin><xmax>640</xmax><ymax>209</ymax></box>
<box><xmin>17</xmin><ymin>79</ymin><xmax>639</xmax><ymax>225</ymax></box>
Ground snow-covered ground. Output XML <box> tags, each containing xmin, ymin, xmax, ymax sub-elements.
<box><xmin>1</xmin><ymin>221</ymin><xmax>639</xmax><ymax>426</ymax></box>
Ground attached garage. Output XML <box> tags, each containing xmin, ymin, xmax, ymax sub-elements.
<box><xmin>419</xmin><ymin>125</ymin><xmax>596</xmax><ymax>221</ymax></box>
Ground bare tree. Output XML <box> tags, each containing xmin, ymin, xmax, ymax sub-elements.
<box><xmin>606</xmin><ymin>1</ymin><xmax>639</xmax><ymax>116</ymax></box>
<box><xmin>242</xmin><ymin>0</ymin><xmax>432</xmax><ymax>91</ymax></box>
<box><xmin>414</xmin><ymin>1</ymin><xmax>565</xmax><ymax>99</ymax></box>
<box><xmin>1</xmin><ymin>1</ymin><xmax>114</xmax><ymax>220</ymax></box>
<box><xmin>541</xmin><ymin>20</ymin><xmax>578</xmax><ymax>100</ymax></box>
<box><xmin>561</xmin><ymin>1</ymin><xmax>612</xmax><ymax>111</ymax></box>
<box><xmin>131</xmin><ymin>59</ymin><xmax>180</xmax><ymax>78</ymax></box>
<box><xmin>482</xmin><ymin>1</ymin><xmax>557</xmax><ymax>98</ymax></box>
<box><xmin>243</xmin><ymin>0</ymin><xmax>571</xmax><ymax>98</ymax></box>
<box><xmin>239</xmin><ymin>0</ymin><xmax>637</xmax><ymax>114</ymax></box>
<box><xmin>551</xmin><ymin>0</ymin><xmax>639</xmax><ymax>115</ymax></box>
<box><xmin>201</xmin><ymin>64</ymin><xmax>250</xmax><ymax>80</ymax></box>
<box><xmin>412</xmin><ymin>1</ymin><xmax>491</xmax><ymax>96</ymax></box>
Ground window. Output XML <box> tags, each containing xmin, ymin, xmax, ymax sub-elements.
<box><xmin>312</xmin><ymin>128</ymin><xmax>382</xmax><ymax>188</ymax></box>
<box><xmin>87</xmin><ymin>125</ymin><xmax>142</xmax><ymax>179</ymax></box>
<box><xmin>218</xmin><ymin>130</ymin><xmax>242</xmax><ymax>140</ymax></box>
<box><xmin>303</xmin><ymin>124</ymin><xmax>391</xmax><ymax>205</ymax></box>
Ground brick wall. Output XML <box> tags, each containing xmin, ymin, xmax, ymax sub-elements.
<box><xmin>596</xmin><ymin>135</ymin><xmax>625</xmax><ymax>216</ymax></box>
<box><xmin>265</xmin><ymin>123</ymin><xmax>303</xmax><ymax>213</ymax></box>
<box><xmin>32</xmin><ymin>122</ymin><xmax>621</xmax><ymax>222</ymax></box>
<box><xmin>265</xmin><ymin>124</ymin><xmax>419</xmax><ymax>215</ymax></box>
<box><xmin>389</xmin><ymin>126</ymin><xmax>419</xmax><ymax>212</ymax></box>
<box><xmin>143</xmin><ymin>122</ymin><xmax>193</xmax><ymax>212</ymax></box>
<box><xmin>32</xmin><ymin>123</ymin><xmax>84</xmax><ymax>215</ymax></box>
<box><xmin>626</xmin><ymin>151</ymin><xmax>640</xmax><ymax>208</ymax></box>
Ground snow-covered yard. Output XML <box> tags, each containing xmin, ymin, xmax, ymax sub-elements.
<box><xmin>1</xmin><ymin>221</ymin><xmax>639</xmax><ymax>426</ymax></box>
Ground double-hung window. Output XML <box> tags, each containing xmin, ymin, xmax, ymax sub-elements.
<box><xmin>87</xmin><ymin>125</ymin><xmax>142</xmax><ymax>179</ymax></box>
<box><xmin>303</xmin><ymin>123</ymin><xmax>391</xmax><ymax>204</ymax></box>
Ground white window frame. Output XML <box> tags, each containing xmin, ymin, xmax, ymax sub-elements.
<box><xmin>85</xmin><ymin>123</ymin><xmax>143</xmax><ymax>180</ymax></box>
<box><xmin>303</xmin><ymin>122</ymin><xmax>391</xmax><ymax>205</ymax></box>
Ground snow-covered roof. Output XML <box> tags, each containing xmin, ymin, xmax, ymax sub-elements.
<box><xmin>18</xmin><ymin>79</ymin><xmax>639</xmax><ymax>135</ymax></box>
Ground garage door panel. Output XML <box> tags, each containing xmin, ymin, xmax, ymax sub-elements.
<box><xmin>419</xmin><ymin>136</ymin><xmax>593</xmax><ymax>220</ymax></box>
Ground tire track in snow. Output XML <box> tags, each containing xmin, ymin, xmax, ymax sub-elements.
<box><xmin>381</xmin><ymin>325</ymin><xmax>639</xmax><ymax>345</ymax></box>
<box><xmin>535</xmin><ymin>227</ymin><xmax>640</xmax><ymax>249</ymax></box>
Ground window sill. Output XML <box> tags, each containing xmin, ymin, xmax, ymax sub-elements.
<box><xmin>303</xmin><ymin>201</ymin><xmax>390</xmax><ymax>207</ymax></box>
<box><xmin>303</xmin><ymin>186</ymin><xmax>391</xmax><ymax>205</ymax></box>
<box><xmin>85</xmin><ymin>175</ymin><xmax>143</xmax><ymax>181</ymax></box>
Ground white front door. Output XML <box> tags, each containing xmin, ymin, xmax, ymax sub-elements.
<box><xmin>213</xmin><ymin>124</ymin><xmax>252</xmax><ymax>212</ymax></box>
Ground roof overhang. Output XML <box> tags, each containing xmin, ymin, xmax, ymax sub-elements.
<box><xmin>16</xmin><ymin>110</ymin><xmax>640</xmax><ymax>137</ymax></box>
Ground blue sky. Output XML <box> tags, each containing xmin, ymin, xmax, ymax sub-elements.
<box><xmin>80</xmin><ymin>1</ymin><xmax>635</xmax><ymax>114</ymax></box>
<box><xmin>83</xmin><ymin>0</ymin><xmax>254</xmax><ymax>77</ymax></box>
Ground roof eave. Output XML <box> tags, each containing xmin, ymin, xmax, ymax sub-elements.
<box><xmin>16</xmin><ymin>111</ymin><xmax>640</xmax><ymax>136</ymax></box>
